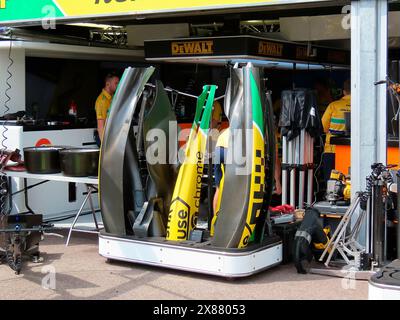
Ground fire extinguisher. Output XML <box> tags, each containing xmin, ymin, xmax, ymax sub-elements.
<box><xmin>68</xmin><ymin>100</ymin><xmax>77</xmax><ymax>118</ymax></box>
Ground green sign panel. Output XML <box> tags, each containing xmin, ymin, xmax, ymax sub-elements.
<box><xmin>0</xmin><ymin>0</ymin><xmax>63</xmax><ymax>23</ymax></box>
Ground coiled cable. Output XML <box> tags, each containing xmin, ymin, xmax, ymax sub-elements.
<box><xmin>361</xmin><ymin>175</ymin><xmax>373</xmax><ymax>207</ymax></box>
<box><xmin>1</xmin><ymin>32</ymin><xmax>13</xmax><ymax>216</ymax></box>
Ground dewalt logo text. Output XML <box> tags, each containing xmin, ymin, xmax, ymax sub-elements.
<box><xmin>258</xmin><ymin>41</ymin><xmax>283</xmax><ymax>57</ymax></box>
<box><xmin>171</xmin><ymin>41</ymin><xmax>214</xmax><ymax>55</ymax></box>
<box><xmin>296</xmin><ymin>47</ymin><xmax>308</xmax><ymax>60</ymax></box>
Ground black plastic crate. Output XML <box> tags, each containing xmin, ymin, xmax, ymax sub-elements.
<box><xmin>272</xmin><ymin>220</ymin><xmax>302</xmax><ymax>264</ymax></box>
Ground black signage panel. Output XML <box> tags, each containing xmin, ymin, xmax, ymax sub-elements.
<box><xmin>145</xmin><ymin>36</ymin><xmax>350</xmax><ymax>66</ymax></box>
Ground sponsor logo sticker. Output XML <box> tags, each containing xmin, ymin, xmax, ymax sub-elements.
<box><xmin>171</xmin><ymin>41</ymin><xmax>214</xmax><ymax>56</ymax></box>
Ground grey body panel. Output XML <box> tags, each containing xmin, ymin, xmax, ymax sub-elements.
<box><xmin>212</xmin><ymin>66</ymin><xmax>258</xmax><ymax>248</ymax></box>
<box><xmin>133</xmin><ymin>197</ymin><xmax>166</xmax><ymax>237</ymax></box>
<box><xmin>100</xmin><ymin>67</ymin><xmax>155</xmax><ymax>235</ymax></box>
<box><xmin>143</xmin><ymin>80</ymin><xmax>178</xmax><ymax>216</ymax></box>
<box><xmin>254</xmin><ymin>90</ymin><xmax>276</xmax><ymax>242</ymax></box>
<box><xmin>125</xmin><ymin>132</ymin><xmax>146</xmax><ymax>217</ymax></box>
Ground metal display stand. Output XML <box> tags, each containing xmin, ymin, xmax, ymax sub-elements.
<box><xmin>315</xmin><ymin>164</ymin><xmax>395</xmax><ymax>275</ymax></box>
<box><xmin>319</xmin><ymin>193</ymin><xmax>368</xmax><ymax>269</ymax></box>
<box><xmin>282</xmin><ymin>129</ymin><xmax>314</xmax><ymax>209</ymax></box>
<box><xmin>98</xmin><ymin>66</ymin><xmax>283</xmax><ymax>278</ymax></box>
<box><xmin>280</xmin><ymin>89</ymin><xmax>318</xmax><ymax>209</ymax></box>
<box><xmin>99</xmin><ymin>233</ymin><xmax>282</xmax><ymax>278</ymax></box>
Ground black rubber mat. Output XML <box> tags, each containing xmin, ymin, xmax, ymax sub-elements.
<box><xmin>370</xmin><ymin>259</ymin><xmax>400</xmax><ymax>287</ymax></box>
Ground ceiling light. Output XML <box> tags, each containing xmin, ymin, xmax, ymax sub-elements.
<box><xmin>66</xmin><ymin>23</ymin><xmax>123</xmax><ymax>29</ymax></box>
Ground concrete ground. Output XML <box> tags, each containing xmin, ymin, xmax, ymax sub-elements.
<box><xmin>0</xmin><ymin>231</ymin><xmax>368</xmax><ymax>300</ymax></box>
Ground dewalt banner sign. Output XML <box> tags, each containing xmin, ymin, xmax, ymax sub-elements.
<box><xmin>0</xmin><ymin>0</ymin><xmax>331</xmax><ymax>25</ymax></box>
<box><xmin>145</xmin><ymin>35</ymin><xmax>350</xmax><ymax>66</ymax></box>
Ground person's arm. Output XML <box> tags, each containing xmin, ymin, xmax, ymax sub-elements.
<box><xmin>321</xmin><ymin>104</ymin><xmax>333</xmax><ymax>134</ymax></box>
<box><xmin>95</xmin><ymin>98</ymin><xmax>106</xmax><ymax>141</ymax></box>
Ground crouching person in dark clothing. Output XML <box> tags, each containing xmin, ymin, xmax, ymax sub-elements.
<box><xmin>293</xmin><ymin>208</ymin><xmax>331</xmax><ymax>274</ymax></box>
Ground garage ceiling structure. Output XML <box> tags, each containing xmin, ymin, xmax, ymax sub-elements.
<box><xmin>1</xmin><ymin>0</ymin><xmax>399</xmax><ymax>57</ymax></box>
<box><xmin>0</xmin><ymin>0</ymin><xmax>349</xmax><ymax>26</ymax></box>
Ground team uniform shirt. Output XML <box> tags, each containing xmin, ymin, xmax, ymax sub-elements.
<box><xmin>212</xmin><ymin>101</ymin><xmax>223</xmax><ymax>123</ymax></box>
<box><xmin>95</xmin><ymin>89</ymin><xmax>112</xmax><ymax>120</ymax></box>
<box><xmin>208</xmin><ymin>101</ymin><xmax>224</xmax><ymax>154</ymax></box>
<box><xmin>321</xmin><ymin>95</ymin><xmax>351</xmax><ymax>153</ymax></box>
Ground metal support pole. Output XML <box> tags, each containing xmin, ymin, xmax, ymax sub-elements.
<box><xmin>307</xmin><ymin>135</ymin><xmax>314</xmax><ymax>205</ymax></box>
<box><xmin>372</xmin><ymin>181</ymin><xmax>385</xmax><ymax>266</ymax></box>
<box><xmin>298</xmin><ymin>129</ymin><xmax>306</xmax><ymax>208</ymax></box>
<box><xmin>66</xmin><ymin>190</ymin><xmax>92</xmax><ymax>246</ymax></box>
<box><xmin>366</xmin><ymin>190</ymin><xmax>372</xmax><ymax>255</ymax></box>
<box><xmin>376</xmin><ymin>1</ymin><xmax>388</xmax><ymax>165</ymax></box>
<box><xmin>290</xmin><ymin>137</ymin><xmax>296</xmax><ymax>207</ymax></box>
<box><xmin>87</xmin><ymin>185</ymin><xmax>99</xmax><ymax>230</ymax></box>
<box><xmin>282</xmin><ymin>136</ymin><xmax>288</xmax><ymax>205</ymax></box>
<box><xmin>351</xmin><ymin>0</ymin><xmax>388</xmax><ymax>245</ymax></box>
<box><xmin>65</xmin><ymin>186</ymin><xmax>101</xmax><ymax>247</ymax></box>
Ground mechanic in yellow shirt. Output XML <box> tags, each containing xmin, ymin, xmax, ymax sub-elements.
<box><xmin>95</xmin><ymin>72</ymin><xmax>120</xmax><ymax>146</ymax></box>
<box><xmin>321</xmin><ymin>79</ymin><xmax>351</xmax><ymax>181</ymax></box>
<box><xmin>211</xmin><ymin>100</ymin><xmax>223</xmax><ymax>130</ymax></box>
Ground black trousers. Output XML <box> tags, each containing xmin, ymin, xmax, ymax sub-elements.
<box><xmin>322</xmin><ymin>152</ymin><xmax>335</xmax><ymax>182</ymax></box>
<box><xmin>94</xmin><ymin>130</ymin><xmax>101</xmax><ymax>148</ymax></box>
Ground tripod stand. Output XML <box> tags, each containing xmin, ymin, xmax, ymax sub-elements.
<box><xmin>319</xmin><ymin>163</ymin><xmax>395</xmax><ymax>271</ymax></box>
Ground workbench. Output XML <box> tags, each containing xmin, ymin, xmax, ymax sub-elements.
<box><xmin>313</xmin><ymin>201</ymin><xmax>349</xmax><ymax>235</ymax></box>
<box><xmin>3</xmin><ymin>170</ymin><xmax>101</xmax><ymax>246</ymax></box>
